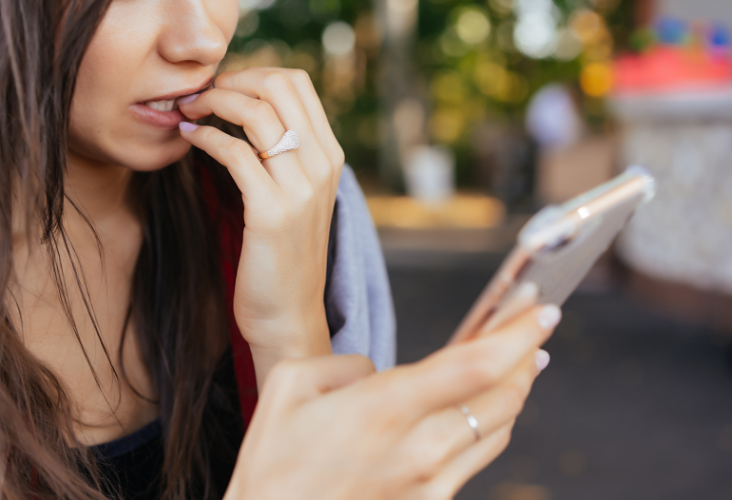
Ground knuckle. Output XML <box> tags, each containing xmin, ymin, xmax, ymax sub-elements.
<box><xmin>498</xmin><ymin>423</ymin><xmax>514</xmax><ymax>449</ymax></box>
<box><xmin>422</xmin><ymin>482</ymin><xmax>454</xmax><ymax>500</ymax></box>
<box><xmin>249</xmin><ymin>99</ymin><xmax>278</xmax><ymax>125</ymax></box>
<box><xmin>316</xmin><ymin>170</ymin><xmax>335</xmax><ymax>195</ymax></box>
<box><xmin>296</xmin><ymin>183</ymin><xmax>316</xmax><ymax>204</ymax></box>
<box><xmin>199</xmin><ymin>127</ymin><xmax>218</xmax><ymax>142</ymax></box>
<box><xmin>470</xmin><ymin>342</ymin><xmax>507</xmax><ymax>384</ymax></box>
<box><xmin>459</xmin><ymin>352</ymin><xmax>500</xmax><ymax>389</ymax></box>
<box><xmin>290</xmin><ymin>68</ymin><xmax>312</xmax><ymax>84</ymax></box>
<box><xmin>368</xmin><ymin>373</ymin><xmax>413</xmax><ymax>421</ymax></box>
<box><xmin>263</xmin><ymin>71</ymin><xmax>294</xmax><ymax>94</ymax></box>
<box><xmin>225</xmin><ymin>140</ymin><xmax>253</xmax><ymax>161</ymax></box>
<box><xmin>332</xmin><ymin>145</ymin><xmax>345</xmax><ymax>168</ymax></box>
<box><xmin>410</xmin><ymin>446</ymin><xmax>443</xmax><ymax>481</ymax></box>
<box><xmin>215</xmin><ymin>70</ymin><xmax>236</xmax><ymax>87</ymax></box>
<box><xmin>502</xmin><ymin>383</ymin><xmax>527</xmax><ymax>417</ymax></box>
<box><xmin>308</xmin><ymin>149</ymin><xmax>337</xmax><ymax>182</ymax></box>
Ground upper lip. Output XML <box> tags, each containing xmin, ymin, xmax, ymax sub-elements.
<box><xmin>140</xmin><ymin>77</ymin><xmax>214</xmax><ymax>103</ymax></box>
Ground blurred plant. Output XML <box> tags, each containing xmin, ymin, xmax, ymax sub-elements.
<box><xmin>419</xmin><ymin>0</ymin><xmax>632</xmax><ymax>182</ymax></box>
<box><xmin>225</xmin><ymin>0</ymin><xmax>632</xmax><ymax>184</ymax></box>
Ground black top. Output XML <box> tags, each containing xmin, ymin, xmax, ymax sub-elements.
<box><xmin>92</xmin><ymin>348</ymin><xmax>245</xmax><ymax>500</ymax></box>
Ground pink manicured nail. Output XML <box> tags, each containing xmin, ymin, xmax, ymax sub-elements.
<box><xmin>535</xmin><ymin>350</ymin><xmax>551</xmax><ymax>372</ymax></box>
<box><xmin>177</xmin><ymin>93</ymin><xmax>200</xmax><ymax>105</ymax></box>
<box><xmin>538</xmin><ymin>304</ymin><xmax>561</xmax><ymax>329</ymax></box>
<box><xmin>179</xmin><ymin>122</ymin><xmax>198</xmax><ymax>132</ymax></box>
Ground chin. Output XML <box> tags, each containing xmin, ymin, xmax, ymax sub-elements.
<box><xmin>120</xmin><ymin>138</ymin><xmax>194</xmax><ymax>173</ymax></box>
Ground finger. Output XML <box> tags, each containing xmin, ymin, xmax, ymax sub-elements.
<box><xmin>180</xmin><ymin>88</ymin><xmax>285</xmax><ymax>155</ymax></box>
<box><xmin>400</xmin><ymin>350</ymin><xmax>543</xmax><ymax>473</ymax></box>
<box><xmin>375</xmin><ymin>305</ymin><xmax>560</xmax><ymax>418</ymax></box>
<box><xmin>416</xmin><ymin>421</ymin><xmax>515</xmax><ymax>500</ymax></box>
<box><xmin>179</xmin><ymin>89</ymin><xmax>313</xmax><ymax>192</ymax></box>
<box><xmin>459</xmin><ymin>349</ymin><xmax>543</xmax><ymax>437</ymax></box>
<box><xmin>281</xmin><ymin>68</ymin><xmax>344</xmax><ymax>201</ymax></box>
<box><xmin>281</xmin><ymin>68</ymin><xmax>345</xmax><ymax>184</ymax></box>
<box><xmin>178</xmin><ymin>123</ymin><xmax>276</xmax><ymax>205</ymax></box>
<box><xmin>214</xmin><ymin>70</ymin><xmax>314</xmax><ymax>138</ymax></box>
<box><xmin>215</xmin><ymin>70</ymin><xmax>339</xmax><ymax>191</ymax></box>
<box><xmin>261</xmin><ymin>355</ymin><xmax>377</xmax><ymax>410</ymax></box>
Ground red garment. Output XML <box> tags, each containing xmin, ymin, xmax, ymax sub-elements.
<box><xmin>199</xmin><ymin>165</ymin><xmax>258</xmax><ymax>426</ymax></box>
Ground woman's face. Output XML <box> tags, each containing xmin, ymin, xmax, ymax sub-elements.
<box><xmin>69</xmin><ymin>0</ymin><xmax>239</xmax><ymax>171</ymax></box>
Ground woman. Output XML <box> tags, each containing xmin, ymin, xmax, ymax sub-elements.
<box><xmin>0</xmin><ymin>0</ymin><xmax>560</xmax><ymax>499</ymax></box>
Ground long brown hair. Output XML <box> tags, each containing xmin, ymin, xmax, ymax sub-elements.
<box><xmin>0</xmin><ymin>1</ymin><xmax>244</xmax><ymax>498</ymax></box>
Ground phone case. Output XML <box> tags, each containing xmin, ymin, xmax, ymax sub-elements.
<box><xmin>448</xmin><ymin>166</ymin><xmax>656</xmax><ymax>344</ymax></box>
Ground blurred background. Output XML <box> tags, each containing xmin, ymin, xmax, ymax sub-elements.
<box><xmin>226</xmin><ymin>0</ymin><xmax>732</xmax><ymax>497</ymax></box>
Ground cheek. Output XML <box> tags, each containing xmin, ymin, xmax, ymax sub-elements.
<box><xmin>68</xmin><ymin>4</ymin><xmax>190</xmax><ymax>171</ymax></box>
<box><xmin>70</xmin><ymin>32</ymin><xmax>138</xmax><ymax>145</ymax></box>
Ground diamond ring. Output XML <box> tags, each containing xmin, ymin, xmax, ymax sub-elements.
<box><xmin>258</xmin><ymin>130</ymin><xmax>299</xmax><ymax>160</ymax></box>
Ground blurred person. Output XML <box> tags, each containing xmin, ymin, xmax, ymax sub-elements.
<box><xmin>0</xmin><ymin>1</ymin><xmax>560</xmax><ymax>499</ymax></box>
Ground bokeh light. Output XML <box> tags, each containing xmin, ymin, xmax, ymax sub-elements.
<box><xmin>439</xmin><ymin>28</ymin><xmax>469</xmax><ymax>58</ymax></box>
<box><xmin>322</xmin><ymin>21</ymin><xmax>356</xmax><ymax>57</ymax></box>
<box><xmin>429</xmin><ymin>107</ymin><xmax>465</xmax><ymax>144</ymax></box>
<box><xmin>569</xmin><ymin>9</ymin><xmax>605</xmax><ymax>44</ymax></box>
<box><xmin>488</xmin><ymin>0</ymin><xmax>514</xmax><ymax>18</ymax></box>
<box><xmin>553</xmin><ymin>27</ymin><xmax>583</xmax><ymax>60</ymax></box>
<box><xmin>430</xmin><ymin>70</ymin><xmax>466</xmax><ymax>104</ymax></box>
<box><xmin>514</xmin><ymin>12</ymin><xmax>558</xmax><ymax>59</ymax></box>
<box><xmin>579</xmin><ymin>62</ymin><xmax>613</xmax><ymax>96</ymax></box>
<box><xmin>455</xmin><ymin>8</ymin><xmax>491</xmax><ymax>46</ymax></box>
<box><xmin>474</xmin><ymin>61</ymin><xmax>528</xmax><ymax>103</ymax></box>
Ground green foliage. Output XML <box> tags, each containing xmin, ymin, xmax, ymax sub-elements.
<box><xmin>228</xmin><ymin>0</ymin><xmax>632</xmax><ymax>178</ymax></box>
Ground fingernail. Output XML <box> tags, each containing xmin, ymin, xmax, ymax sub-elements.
<box><xmin>535</xmin><ymin>350</ymin><xmax>551</xmax><ymax>372</ymax></box>
<box><xmin>177</xmin><ymin>93</ymin><xmax>200</xmax><ymax>105</ymax></box>
<box><xmin>538</xmin><ymin>304</ymin><xmax>561</xmax><ymax>329</ymax></box>
<box><xmin>179</xmin><ymin>122</ymin><xmax>198</xmax><ymax>132</ymax></box>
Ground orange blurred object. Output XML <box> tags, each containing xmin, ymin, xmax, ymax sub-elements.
<box><xmin>612</xmin><ymin>46</ymin><xmax>732</xmax><ymax>94</ymax></box>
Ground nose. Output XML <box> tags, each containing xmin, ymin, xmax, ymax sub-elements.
<box><xmin>157</xmin><ymin>0</ymin><xmax>231</xmax><ymax>67</ymax></box>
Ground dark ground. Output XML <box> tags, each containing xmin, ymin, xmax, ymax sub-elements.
<box><xmin>388</xmin><ymin>253</ymin><xmax>732</xmax><ymax>500</ymax></box>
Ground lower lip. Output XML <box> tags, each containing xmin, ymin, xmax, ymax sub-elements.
<box><xmin>130</xmin><ymin>103</ymin><xmax>186</xmax><ymax>130</ymax></box>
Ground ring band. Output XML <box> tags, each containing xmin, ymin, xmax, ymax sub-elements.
<box><xmin>461</xmin><ymin>406</ymin><xmax>481</xmax><ymax>442</ymax></box>
<box><xmin>258</xmin><ymin>130</ymin><xmax>299</xmax><ymax>160</ymax></box>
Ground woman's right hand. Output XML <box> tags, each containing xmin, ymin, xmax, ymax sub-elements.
<box><xmin>224</xmin><ymin>304</ymin><xmax>561</xmax><ymax>500</ymax></box>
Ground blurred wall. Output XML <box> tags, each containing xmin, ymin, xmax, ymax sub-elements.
<box><xmin>659</xmin><ymin>0</ymin><xmax>732</xmax><ymax>28</ymax></box>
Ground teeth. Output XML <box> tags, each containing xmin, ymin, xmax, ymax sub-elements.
<box><xmin>144</xmin><ymin>99</ymin><xmax>178</xmax><ymax>112</ymax></box>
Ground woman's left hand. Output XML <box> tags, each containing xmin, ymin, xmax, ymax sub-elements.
<box><xmin>178</xmin><ymin>68</ymin><xmax>344</xmax><ymax>386</ymax></box>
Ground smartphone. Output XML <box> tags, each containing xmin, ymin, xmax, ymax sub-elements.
<box><xmin>448</xmin><ymin>166</ymin><xmax>656</xmax><ymax>344</ymax></box>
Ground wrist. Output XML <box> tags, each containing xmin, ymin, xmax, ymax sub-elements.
<box><xmin>238</xmin><ymin>307</ymin><xmax>332</xmax><ymax>388</ymax></box>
